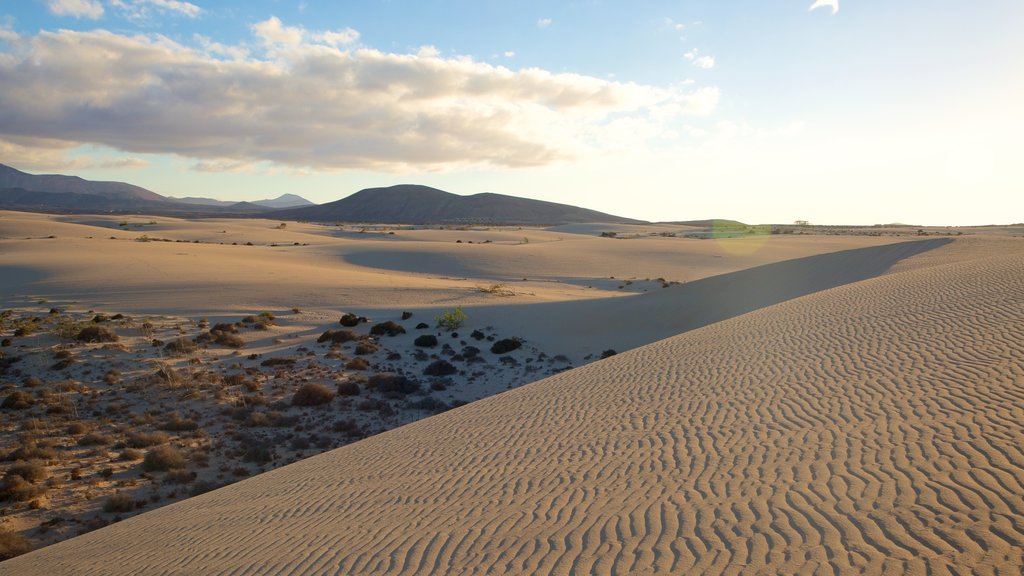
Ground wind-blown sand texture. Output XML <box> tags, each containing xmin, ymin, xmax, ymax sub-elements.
<box><xmin>5</xmin><ymin>237</ymin><xmax>1022</xmax><ymax>574</ymax></box>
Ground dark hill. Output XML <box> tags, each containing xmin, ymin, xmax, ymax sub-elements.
<box><xmin>273</xmin><ymin>185</ymin><xmax>641</xmax><ymax>225</ymax></box>
<box><xmin>0</xmin><ymin>163</ymin><xmax>166</xmax><ymax>202</ymax></box>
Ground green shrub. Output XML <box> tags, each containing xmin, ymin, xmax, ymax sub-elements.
<box><xmin>435</xmin><ymin>307</ymin><xmax>467</xmax><ymax>331</ymax></box>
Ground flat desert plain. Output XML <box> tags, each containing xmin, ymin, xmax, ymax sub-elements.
<box><xmin>1</xmin><ymin>211</ymin><xmax>1022</xmax><ymax>574</ymax></box>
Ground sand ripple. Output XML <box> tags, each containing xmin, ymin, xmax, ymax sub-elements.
<box><xmin>5</xmin><ymin>239</ymin><xmax>1023</xmax><ymax>575</ymax></box>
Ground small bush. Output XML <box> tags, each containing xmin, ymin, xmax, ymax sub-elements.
<box><xmin>1</xmin><ymin>391</ymin><xmax>35</xmax><ymax>410</ymax></box>
<box><xmin>339</xmin><ymin>313</ymin><xmax>363</xmax><ymax>327</ymax></box>
<box><xmin>260</xmin><ymin>357</ymin><xmax>296</xmax><ymax>367</ymax></box>
<box><xmin>599</xmin><ymin>349</ymin><xmax>618</xmax><ymax>359</ymax></box>
<box><xmin>164</xmin><ymin>470</ymin><xmax>196</xmax><ymax>484</ymax></box>
<box><xmin>470</xmin><ymin>329</ymin><xmax>485</xmax><ymax>341</ymax></box>
<box><xmin>292</xmin><ymin>383</ymin><xmax>335</xmax><ymax>407</ymax></box>
<box><xmin>336</xmin><ymin>381</ymin><xmax>360</xmax><ymax>396</ymax></box>
<box><xmin>213</xmin><ymin>331</ymin><xmax>245</xmax><ymax>348</ymax></box>
<box><xmin>164</xmin><ymin>338</ymin><xmax>197</xmax><ymax>355</ymax></box>
<box><xmin>78</xmin><ymin>432</ymin><xmax>114</xmax><ymax>446</ymax></box>
<box><xmin>414</xmin><ymin>334</ymin><xmax>438</xmax><ymax>348</ymax></box>
<box><xmin>435</xmin><ymin>307</ymin><xmax>467</xmax><ymax>331</ymax></box>
<box><xmin>103</xmin><ymin>493</ymin><xmax>136</xmax><ymax>513</ymax></box>
<box><xmin>346</xmin><ymin>357</ymin><xmax>369</xmax><ymax>371</ymax></box>
<box><xmin>119</xmin><ymin>448</ymin><xmax>144</xmax><ymax>461</ymax></box>
<box><xmin>4</xmin><ymin>441</ymin><xmax>57</xmax><ymax>462</ymax></box>
<box><xmin>423</xmin><ymin>360</ymin><xmax>457</xmax><ymax>376</ymax></box>
<box><xmin>160</xmin><ymin>414</ymin><xmax>199</xmax><ymax>432</ymax></box>
<box><xmin>354</xmin><ymin>342</ymin><xmax>377</xmax><ymax>355</ymax></box>
<box><xmin>143</xmin><ymin>445</ymin><xmax>187</xmax><ymax>471</ymax></box>
<box><xmin>6</xmin><ymin>461</ymin><xmax>48</xmax><ymax>484</ymax></box>
<box><xmin>370</xmin><ymin>321</ymin><xmax>406</xmax><ymax>337</ymax></box>
<box><xmin>127</xmin><ymin>431</ymin><xmax>169</xmax><ymax>448</ymax></box>
<box><xmin>0</xmin><ymin>527</ymin><xmax>32</xmax><ymax>560</ymax></box>
<box><xmin>0</xmin><ymin>475</ymin><xmax>45</xmax><ymax>502</ymax></box>
<box><xmin>75</xmin><ymin>325</ymin><xmax>119</xmax><ymax>343</ymax></box>
<box><xmin>490</xmin><ymin>338</ymin><xmax>522</xmax><ymax>354</ymax></box>
<box><xmin>368</xmin><ymin>373</ymin><xmax>420</xmax><ymax>396</ymax></box>
<box><xmin>317</xmin><ymin>329</ymin><xmax>357</xmax><ymax>344</ymax></box>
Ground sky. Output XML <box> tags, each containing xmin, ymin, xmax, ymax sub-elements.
<box><xmin>0</xmin><ymin>1</ymin><xmax>1021</xmax><ymax>225</ymax></box>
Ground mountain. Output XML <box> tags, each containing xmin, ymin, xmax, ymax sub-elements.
<box><xmin>0</xmin><ymin>163</ymin><xmax>311</xmax><ymax>215</ymax></box>
<box><xmin>169</xmin><ymin>193</ymin><xmax>314</xmax><ymax>209</ymax></box>
<box><xmin>273</xmin><ymin>184</ymin><xmax>641</xmax><ymax>225</ymax></box>
<box><xmin>251</xmin><ymin>193</ymin><xmax>314</xmax><ymax>209</ymax></box>
<box><xmin>0</xmin><ymin>163</ymin><xmax>172</xmax><ymax>211</ymax></box>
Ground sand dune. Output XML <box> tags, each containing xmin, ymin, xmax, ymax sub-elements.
<box><xmin>6</xmin><ymin>238</ymin><xmax>1022</xmax><ymax>574</ymax></box>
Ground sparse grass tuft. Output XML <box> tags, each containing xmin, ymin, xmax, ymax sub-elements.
<box><xmin>143</xmin><ymin>445</ymin><xmax>187</xmax><ymax>472</ymax></box>
<box><xmin>435</xmin><ymin>307</ymin><xmax>467</xmax><ymax>331</ymax></box>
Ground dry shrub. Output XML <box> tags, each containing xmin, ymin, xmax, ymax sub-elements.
<box><xmin>6</xmin><ymin>460</ymin><xmax>48</xmax><ymax>484</ymax></box>
<box><xmin>77</xmin><ymin>432</ymin><xmax>113</xmax><ymax>446</ymax></box>
<box><xmin>291</xmin><ymin>383</ymin><xmax>335</xmax><ymax>407</ymax></box>
<box><xmin>336</xmin><ymin>381</ymin><xmax>360</xmax><ymax>396</ymax></box>
<box><xmin>143</xmin><ymin>445</ymin><xmax>187</xmax><ymax>471</ymax></box>
<box><xmin>0</xmin><ymin>528</ymin><xmax>32</xmax><ymax>560</ymax></box>
<box><xmin>164</xmin><ymin>470</ymin><xmax>196</xmax><ymax>484</ymax></box>
<box><xmin>1</xmin><ymin>391</ymin><xmax>34</xmax><ymax>410</ymax></box>
<box><xmin>317</xmin><ymin>329</ymin><xmax>357</xmax><ymax>344</ymax></box>
<box><xmin>345</xmin><ymin>357</ymin><xmax>369</xmax><ymax>371</ymax></box>
<box><xmin>127</xmin><ymin>431</ymin><xmax>169</xmax><ymax>448</ymax></box>
<box><xmin>370</xmin><ymin>320</ymin><xmax>406</xmax><ymax>337</ymax></box>
<box><xmin>119</xmin><ymin>448</ymin><xmax>144</xmax><ymax>461</ymax></box>
<box><xmin>103</xmin><ymin>493</ymin><xmax>136</xmax><ymax>513</ymax></box>
<box><xmin>75</xmin><ymin>325</ymin><xmax>119</xmax><ymax>343</ymax></box>
<box><xmin>164</xmin><ymin>338</ymin><xmax>197</xmax><ymax>355</ymax></box>
<box><xmin>0</xmin><ymin>475</ymin><xmax>46</xmax><ymax>502</ymax></box>
<box><xmin>414</xmin><ymin>335</ymin><xmax>438</xmax><ymax>347</ymax></box>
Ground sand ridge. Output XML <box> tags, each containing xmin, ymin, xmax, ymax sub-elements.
<box><xmin>5</xmin><ymin>238</ymin><xmax>1022</xmax><ymax>574</ymax></box>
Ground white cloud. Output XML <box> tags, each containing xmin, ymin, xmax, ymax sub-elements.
<box><xmin>504</xmin><ymin>51</ymin><xmax>516</xmax><ymax>58</ymax></box>
<box><xmin>693</xmin><ymin>56</ymin><xmax>715</xmax><ymax>69</ymax></box>
<box><xmin>663</xmin><ymin>17</ymin><xmax>685</xmax><ymax>31</ymax></box>
<box><xmin>808</xmin><ymin>0</ymin><xmax>839</xmax><ymax>15</ymax></box>
<box><xmin>109</xmin><ymin>0</ymin><xmax>203</xmax><ymax>20</ymax></box>
<box><xmin>684</xmin><ymin>49</ymin><xmax>715</xmax><ymax>69</ymax></box>
<box><xmin>537</xmin><ymin>18</ymin><xmax>552</xmax><ymax>29</ymax></box>
<box><xmin>46</xmin><ymin>0</ymin><xmax>104</xmax><ymax>19</ymax></box>
<box><xmin>0</xmin><ymin>22</ymin><xmax>719</xmax><ymax>172</ymax></box>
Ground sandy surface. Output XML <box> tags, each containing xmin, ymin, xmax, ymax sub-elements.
<box><xmin>4</xmin><ymin>231</ymin><xmax>1022</xmax><ymax>573</ymax></box>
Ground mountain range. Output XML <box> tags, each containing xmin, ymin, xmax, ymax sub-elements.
<box><xmin>0</xmin><ymin>163</ymin><xmax>638</xmax><ymax>224</ymax></box>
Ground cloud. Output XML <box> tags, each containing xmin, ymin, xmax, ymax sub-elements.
<box><xmin>0</xmin><ymin>136</ymin><xmax>148</xmax><ymax>170</ymax></box>
<box><xmin>684</xmin><ymin>49</ymin><xmax>715</xmax><ymax>69</ymax></box>
<box><xmin>808</xmin><ymin>0</ymin><xmax>839</xmax><ymax>14</ymax></box>
<box><xmin>0</xmin><ymin>22</ymin><xmax>719</xmax><ymax>172</ymax></box>
<box><xmin>537</xmin><ymin>18</ymin><xmax>552</xmax><ymax>29</ymax></box>
<box><xmin>663</xmin><ymin>17</ymin><xmax>686</xmax><ymax>31</ymax></box>
<box><xmin>46</xmin><ymin>0</ymin><xmax>104</xmax><ymax>19</ymax></box>
<box><xmin>109</xmin><ymin>0</ymin><xmax>203</xmax><ymax>20</ymax></box>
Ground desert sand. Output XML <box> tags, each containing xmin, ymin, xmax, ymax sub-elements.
<box><xmin>2</xmin><ymin>212</ymin><xmax>1022</xmax><ymax>573</ymax></box>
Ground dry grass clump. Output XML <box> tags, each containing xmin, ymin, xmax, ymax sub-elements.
<box><xmin>317</xmin><ymin>329</ymin><xmax>357</xmax><ymax>344</ymax></box>
<box><xmin>77</xmin><ymin>432</ymin><xmax>114</xmax><ymax>446</ymax></box>
<box><xmin>164</xmin><ymin>470</ymin><xmax>196</xmax><ymax>485</ymax></box>
<box><xmin>423</xmin><ymin>359</ymin><xmax>457</xmax><ymax>376</ymax></box>
<box><xmin>291</xmin><ymin>383</ymin><xmax>335</xmax><ymax>407</ymax></box>
<box><xmin>127</xmin><ymin>431</ymin><xmax>169</xmax><ymax>448</ymax></box>
<box><xmin>75</xmin><ymin>325</ymin><xmax>119</xmax><ymax>343</ymax></box>
<box><xmin>354</xmin><ymin>341</ymin><xmax>378</xmax><ymax>355</ymax></box>
<box><xmin>4</xmin><ymin>440</ymin><xmax>58</xmax><ymax>462</ymax></box>
<box><xmin>1</xmin><ymin>391</ymin><xmax>35</xmax><ymax>410</ymax></box>
<box><xmin>160</xmin><ymin>414</ymin><xmax>198</xmax><ymax>432</ymax></box>
<box><xmin>119</xmin><ymin>448</ymin><xmax>144</xmax><ymax>461</ymax></box>
<box><xmin>103</xmin><ymin>493</ymin><xmax>137</xmax><ymax>513</ymax></box>
<box><xmin>0</xmin><ymin>528</ymin><xmax>32</xmax><ymax>560</ymax></box>
<box><xmin>142</xmin><ymin>445</ymin><xmax>187</xmax><ymax>472</ymax></box>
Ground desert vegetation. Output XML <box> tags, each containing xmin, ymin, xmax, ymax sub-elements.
<box><xmin>0</xmin><ymin>305</ymin><xmax>560</xmax><ymax>556</ymax></box>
